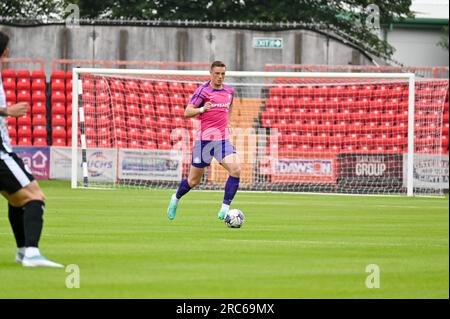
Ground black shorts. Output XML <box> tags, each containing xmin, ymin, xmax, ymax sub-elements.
<box><xmin>0</xmin><ymin>151</ymin><xmax>35</xmax><ymax>194</ymax></box>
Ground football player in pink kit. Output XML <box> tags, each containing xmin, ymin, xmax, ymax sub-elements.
<box><xmin>167</xmin><ymin>61</ymin><xmax>240</xmax><ymax>221</ymax></box>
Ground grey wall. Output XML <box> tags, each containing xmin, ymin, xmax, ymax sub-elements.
<box><xmin>386</xmin><ymin>27</ymin><xmax>449</xmax><ymax>67</ymax></box>
<box><xmin>0</xmin><ymin>24</ymin><xmax>373</xmax><ymax>76</ymax></box>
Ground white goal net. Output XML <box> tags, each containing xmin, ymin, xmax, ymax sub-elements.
<box><xmin>71</xmin><ymin>69</ymin><xmax>449</xmax><ymax>196</ymax></box>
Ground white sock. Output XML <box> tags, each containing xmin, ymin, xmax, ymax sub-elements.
<box><xmin>18</xmin><ymin>247</ymin><xmax>26</xmax><ymax>255</ymax></box>
<box><xmin>172</xmin><ymin>193</ymin><xmax>179</xmax><ymax>203</ymax></box>
<box><xmin>25</xmin><ymin>247</ymin><xmax>40</xmax><ymax>258</ymax></box>
<box><xmin>221</xmin><ymin>204</ymin><xmax>230</xmax><ymax>211</ymax></box>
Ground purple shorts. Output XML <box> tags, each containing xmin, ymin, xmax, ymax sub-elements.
<box><xmin>191</xmin><ymin>140</ymin><xmax>236</xmax><ymax>168</ymax></box>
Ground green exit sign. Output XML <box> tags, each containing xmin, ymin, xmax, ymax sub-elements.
<box><xmin>253</xmin><ymin>37</ymin><xmax>283</xmax><ymax>49</ymax></box>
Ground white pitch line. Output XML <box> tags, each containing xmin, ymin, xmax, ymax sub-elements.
<box><xmin>219</xmin><ymin>238</ymin><xmax>448</xmax><ymax>248</ymax></box>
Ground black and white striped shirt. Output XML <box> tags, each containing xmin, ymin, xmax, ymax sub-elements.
<box><xmin>0</xmin><ymin>74</ymin><xmax>13</xmax><ymax>153</ymax></box>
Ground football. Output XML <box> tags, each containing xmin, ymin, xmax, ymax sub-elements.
<box><xmin>224</xmin><ymin>209</ymin><xmax>245</xmax><ymax>228</ymax></box>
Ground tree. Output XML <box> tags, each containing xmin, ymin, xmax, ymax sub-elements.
<box><xmin>0</xmin><ymin>0</ymin><xmax>65</xmax><ymax>20</ymax></box>
<box><xmin>69</xmin><ymin>0</ymin><xmax>413</xmax><ymax>60</ymax></box>
<box><xmin>438</xmin><ymin>25</ymin><xmax>449</xmax><ymax>51</ymax></box>
<box><xmin>2</xmin><ymin>0</ymin><xmax>414</xmax><ymax>60</ymax></box>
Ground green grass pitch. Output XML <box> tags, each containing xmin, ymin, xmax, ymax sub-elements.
<box><xmin>0</xmin><ymin>180</ymin><xmax>448</xmax><ymax>298</ymax></box>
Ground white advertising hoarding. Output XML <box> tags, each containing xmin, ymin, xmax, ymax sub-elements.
<box><xmin>50</xmin><ymin>147</ymin><xmax>117</xmax><ymax>182</ymax></box>
<box><xmin>118</xmin><ymin>149</ymin><xmax>182</xmax><ymax>181</ymax></box>
<box><xmin>403</xmin><ymin>154</ymin><xmax>449</xmax><ymax>189</ymax></box>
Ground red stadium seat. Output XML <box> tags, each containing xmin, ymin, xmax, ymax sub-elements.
<box><xmin>96</xmin><ymin>114</ymin><xmax>110</xmax><ymax>127</ymax></box>
<box><xmin>97</xmin><ymin>125</ymin><xmax>111</xmax><ymax>138</ymax></box>
<box><xmin>18</xmin><ymin>125</ymin><xmax>32</xmax><ymax>137</ymax></box>
<box><xmin>128</xmin><ymin>127</ymin><xmax>140</xmax><ymax>140</ymax></box>
<box><xmin>112</xmin><ymin>115</ymin><xmax>125</xmax><ymax>128</ymax></box>
<box><xmin>140</xmin><ymin>80</ymin><xmax>154</xmax><ymax>93</ymax></box>
<box><xmin>171</xmin><ymin>93</ymin><xmax>185</xmax><ymax>105</ymax></box>
<box><xmin>125</xmin><ymin>80</ymin><xmax>139</xmax><ymax>91</ymax></box>
<box><xmin>110</xmin><ymin>79</ymin><xmax>124</xmax><ymax>93</ymax></box>
<box><xmin>17</xmin><ymin>90</ymin><xmax>31</xmax><ymax>103</ymax></box>
<box><xmin>17</xmin><ymin>115</ymin><xmax>32</xmax><ymax>126</ymax></box>
<box><xmin>126</xmin><ymin>103</ymin><xmax>140</xmax><ymax>117</ymax></box>
<box><xmin>2</xmin><ymin>77</ymin><xmax>16</xmax><ymax>90</ymax></box>
<box><xmin>154</xmin><ymin>81</ymin><xmax>169</xmax><ymax>93</ymax></box>
<box><xmin>155</xmin><ymin>93</ymin><xmax>170</xmax><ymax>105</ymax></box>
<box><xmin>158</xmin><ymin>140</ymin><xmax>172</xmax><ymax>150</ymax></box>
<box><xmin>171</xmin><ymin>104</ymin><xmax>185</xmax><ymax>117</ymax></box>
<box><xmin>82</xmin><ymin>91</ymin><xmax>95</xmax><ymax>103</ymax></box>
<box><xmin>96</xmin><ymin>102</ymin><xmax>110</xmax><ymax>115</ymax></box>
<box><xmin>127</xmin><ymin>140</ymin><xmax>140</xmax><ymax>149</ymax></box>
<box><xmin>169</xmin><ymin>82</ymin><xmax>184</xmax><ymax>94</ymax></box>
<box><xmin>140</xmin><ymin>92</ymin><xmax>154</xmax><ymax>104</ymax></box>
<box><xmin>96</xmin><ymin>91</ymin><xmax>110</xmax><ymax>104</ymax></box>
<box><xmin>31</xmin><ymin>77</ymin><xmax>46</xmax><ymax>91</ymax></box>
<box><xmin>284</xmin><ymin>86</ymin><xmax>301</xmax><ymax>97</ymax></box>
<box><xmin>155</xmin><ymin>104</ymin><xmax>171</xmax><ymax>117</ymax></box>
<box><xmin>142</xmin><ymin>139</ymin><xmax>157</xmax><ymax>149</ymax></box>
<box><xmin>33</xmin><ymin>126</ymin><xmax>47</xmax><ymax>138</ymax></box>
<box><xmin>17</xmin><ymin>70</ymin><xmax>30</xmax><ymax>78</ymax></box>
<box><xmin>32</xmin><ymin>90</ymin><xmax>46</xmax><ymax>102</ymax></box>
<box><xmin>157</xmin><ymin>128</ymin><xmax>171</xmax><ymax>141</ymax></box>
<box><xmin>6</xmin><ymin>116</ymin><xmax>16</xmax><ymax>126</ymax></box>
<box><xmin>111</xmin><ymin>103</ymin><xmax>126</xmax><ymax>116</ymax></box>
<box><xmin>142</xmin><ymin>128</ymin><xmax>157</xmax><ymax>141</ymax></box>
<box><xmin>81</xmin><ymin>77</ymin><xmax>95</xmax><ymax>91</ymax></box>
<box><xmin>31</xmin><ymin>101</ymin><xmax>46</xmax><ymax>115</ymax></box>
<box><xmin>51</xmin><ymin>91</ymin><xmax>65</xmax><ymax>103</ymax></box>
<box><xmin>142</xmin><ymin>116</ymin><xmax>156</xmax><ymax>128</ymax></box>
<box><xmin>95</xmin><ymin>78</ymin><xmax>109</xmax><ymax>91</ymax></box>
<box><xmin>52</xmin><ymin>126</ymin><xmax>66</xmax><ymax>139</ymax></box>
<box><xmin>17</xmin><ymin>75</ymin><xmax>30</xmax><ymax>90</ymax></box>
<box><xmin>265</xmin><ymin>96</ymin><xmax>283</xmax><ymax>108</ymax></box>
<box><xmin>115</xmin><ymin>127</ymin><xmax>127</xmax><ymax>140</ymax></box>
<box><xmin>52</xmin><ymin>114</ymin><xmax>66</xmax><ymax>127</ymax></box>
<box><xmin>281</xmin><ymin>96</ymin><xmax>298</xmax><ymax>108</ymax></box>
<box><xmin>269</xmin><ymin>86</ymin><xmax>285</xmax><ymax>98</ymax></box>
<box><xmin>125</xmin><ymin>92</ymin><xmax>140</xmax><ymax>104</ymax></box>
<box><xmin>51</xmin><ymin>102</ymin><xmax>65</xmax><ymax>115</ymax></box>
<box><xmin>141</xmin><ymin>103</ymin><xmax>155</xmax><ymax>116</ymax></box>
<box><xmin>7</xmin><ymin>125</ymin><xmax>17</xmax><ymax>138</ymax></box>
<box><xmin>66</xmin><ymin>79</ymin><xmax>73</xmax><ymax>93</ymax></box>
<box><xmin>51</xmin><ymin>70</ymin><xmax>66</xmax><ymax>80</ymax></box>
<box><xmin>32</xmin><ymin>114</ymin><xmax>46</xmax><ymax>126</ymax></box>
<box><xmin>33</xmin><ymin>137</ymin><xmax>47</xmax><ymax>146</ymax></box>
<box><xmin>98</xmin><ymin>138</ymin><xmax>112</xmax><ymax>148</ymax></box>
<box><xmin>127</xmin><ymin>116</ymin><xmax>141</xmax><ymax>128</ymax></box>
<box><xmin>171</xmin><ymin>117</ymin><xmax>185</xmax><ymax>129</ymax></box>
<box><xmin>111</xmin><ymin>91</ymin><xmax>125</xmax><ymax>104</ymax></box>
<box><xmin>2</xmin><ymin>69</ymin><xmax>16</xmax><ymax>78</ymax></box>
<box><xmin>183</xmin><ymin>82</ymin><xmax>197</xmax><ymax>95</ymax></box>
<box><xmin>18</xmin><ymin>137</ymin><xmax>32</xmax><ymax>146</ymax></box>
<box><xmin>112</xmin><ymin>139</ymin><xmax>127</xmax><ymax>148</ymax></box>
<box><xmin>51</xmin><ymin>78</ymin><xmax>65</xmax><ymax>91</ymax></box>
<box><xmin>314</xmin><ymin>86</ymin><xmax>329</xmax><ymax>98</ymax></box>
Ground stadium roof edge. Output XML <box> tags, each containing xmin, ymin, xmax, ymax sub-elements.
<box><xmin>390</xmin><ymin>17</ymin><xmax>449</xmax><ymax>29</ymax></box>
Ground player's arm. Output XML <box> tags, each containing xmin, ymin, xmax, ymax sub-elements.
<box><xmin>184</xmin><ymin>102</ymin><xmax>212</xmax><ymax>118</ymax></box>
<box><xmin>228</xmin><ymin>102</ymin><xmax>233</xmax><ymax>122</ymax></box>
<box><xmin>0</xmin><ymin>102</ymin><xmax>28</xmax><ymax>117</ymax></box>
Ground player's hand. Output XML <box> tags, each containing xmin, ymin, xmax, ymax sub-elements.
<box><xmin>7</xmin><ymin>102</ymin><xmax>29</xmax><ymax>117</ymax></box>
<box><xmin>203</xmin><ymin>102</ymin><xmax>212</xmax><ymax>112</ymax></box>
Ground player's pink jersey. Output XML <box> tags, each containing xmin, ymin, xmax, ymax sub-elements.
<box><xmin>189</xmin><ymin>81</ymin><xmax>234</xmax><ymax>141</ymax></box>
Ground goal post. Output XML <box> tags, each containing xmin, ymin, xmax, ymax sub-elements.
<box><xmin>70</xmin><ymin>68</ymin><xmax>449</xmax><ymax>196</ymax></box>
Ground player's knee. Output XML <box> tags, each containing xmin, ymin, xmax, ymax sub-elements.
<box><xmin>188</xmin><ymin>177</ymin><xmax>201</xmax><ymax>188</ymax></box>
<box><xmin>37</xmin><ymin>193</ymin><xmax>46</xmax><ymax>202</ymax></box>
<box><xmin>231</xmin><ymin>166</ymin><xmax>241</xmax><ymax>178</ymax></box>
